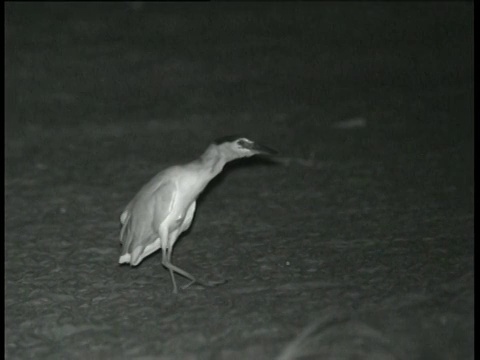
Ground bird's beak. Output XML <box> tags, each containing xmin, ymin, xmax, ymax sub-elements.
<box><xmin>250</xmin><ymin>141</ymin><xmax>278</xmax><ymax>156</ymax></box>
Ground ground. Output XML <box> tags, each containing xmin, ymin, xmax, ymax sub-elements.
<box><xmin>5</xmin><ymin>3</ymin><xmax>473</xmax><ymax>360</ymax></box>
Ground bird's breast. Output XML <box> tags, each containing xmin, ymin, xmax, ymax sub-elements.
<box><xmin>176</xmin><ymin>172</ymin><xmax>210</xmax><ymax>201</ymax></box>
<box><xmin>159</xmin><ymin>169</ymin><xmax>208</xmax><ymax>229</ymax></box>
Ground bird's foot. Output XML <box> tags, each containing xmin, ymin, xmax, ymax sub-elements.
<box><xmin>181</xmin><ymin>278</ymin><xmax>227</xmax><ymax>290</ymax></box>
<box><xmin>181</xmin><ymin>280</ymin><xmax>196</xmax><ymax>290</ymax></box>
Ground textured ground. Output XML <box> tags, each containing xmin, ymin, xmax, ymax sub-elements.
<box><xmin>5</xmin><ymin>3</ymin><xmax>473</xmax><ymax>360</ymax></box>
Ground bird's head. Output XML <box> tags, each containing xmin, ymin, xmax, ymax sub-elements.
<box><xmin>213</xmin><ymin>135</ymin><xmax>278</xmax><ymax>160</ymax></box>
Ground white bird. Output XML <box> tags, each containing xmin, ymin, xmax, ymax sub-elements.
<box><xmin>119</xmin><ymin>136</ymin><xmax>277</xmax><ymax>293</ymax></box>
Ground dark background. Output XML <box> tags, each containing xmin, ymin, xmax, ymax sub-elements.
<box><xmin>5</xmin><ymin>2</ymin><xmax>473</xmax><ymax>359</ymax></box>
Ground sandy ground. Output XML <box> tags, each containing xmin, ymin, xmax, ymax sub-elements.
<box><xmin>5</xmin><ymin>3</ymin><xmax>473</xmax><ymax>359</ymax></box>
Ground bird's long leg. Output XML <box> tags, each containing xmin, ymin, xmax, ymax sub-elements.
<box><xmin>165</xmin><ymin>231</ymin><xmax>196</xmax><ymax>290</ymax></box>
<box><xmin>162</xmin><ymin>258</ymin><xmax>197</xmax><ymax>284</ymax></box>
<box><xmin>162</xmin><ymin>232</ymin><xmax>177</xmax><ymax>293</ymax></box>
<box><xmin>162</xmin><ymin>244</ymin><xmax>177</xmax><ymax>294</ymax></box>
<box><xmin>166</xmin><ymin>232</ymin><xmax>185</xmax><ymax>290</ymax></box>
<box><xmin>165</xmin><ymin>243</ymin><xmax>192</xmax><ymax>289</ymax></box>
<box><xmin>164</xmin><ymin>241</ymin><xmax>226</xmax><ymax>290</ymax></box>
<box><xmin>163</xmin><ymin>254</ymin><xmax>225</xmax><ymax>289</ymax></box>
<box><xmin>166</xmin><ymin>248</ymin><xmax>177</xmax><ymax>293</ymax></box>
<box><xmin>171</xmin><ymin>251</ymin><xmax>195</xmax><ymax>291</ymax></box>
<box><xmin>161</xmin><ymin>228</ymin><xmax>226</xmax><ymax>291</ymax></box>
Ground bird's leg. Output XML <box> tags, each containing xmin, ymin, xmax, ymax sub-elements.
<box><xmin>180</xmin><ymin>271</ymin><xmax>227</xmax><ymax>290</ymax></box>
<box><xmin>164</xmin><ymin>244</ymin><xmax>177</xmax><ymax>293</ymax></box>
<box><xmin>162</xmin><ymin>245</ymin><xmax>177</xmax><ymax>294</ymax></box>
<box><xmin>167</xmin><ymin>251</ymin><xmax>177</xmax><ymax>293</ymax></box>
<box><xmin>163</xmin><ymin>232</ymin><xmax>226</xmax><ymax>291</ymax></box>
<box><xmin>162</xmin><ymin>258</ymin><xmax>200</xmax><ymax>286</ymax></box>
<box><xmin>165</xmin><ymin>245</ymin><xmax>194</xmax><ymax>290</ymax></box>
<box><xmin>165</xmin><ymin>232</ymin><xmax>196</xmax><ymax>290</ymax></box>
<box><xmin>164</xmin><ymin>244</ymin><xmax>224</xmax><ymax>290</ymax></box>
<box><xmin>171</xmin><ymin>250</ymin><xmax>226</xmax><ymax>289</ymax></box>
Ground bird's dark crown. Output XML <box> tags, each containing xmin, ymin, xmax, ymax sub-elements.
<box><xmin>213</xmin><ymin>135</ymin><xmax>249</xmax><ymax>145</ymax></box>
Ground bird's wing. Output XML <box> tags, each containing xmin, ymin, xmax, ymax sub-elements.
<box><xmin>181</xmin><ymin>201</ymin><xmax>197</xmax><ymax>233</ymax></box>
<box><xmin>152</xmin><ymin>180</ymin><xmax>177</xmax><ymax>232</ymax></box>
<box><xmin>119</xmin><ymin>180</ymin><xmax>176</xmax><ymax>266</ymax></box>
<box><xmin>120</xmin><ymin>210</ymin><xmax>128</xmax><ymax>226</ymax></box>
<box><xmin>119</xmin><ymin>168</ymin><xmax>170</xmax><ymax>226</ymax></box>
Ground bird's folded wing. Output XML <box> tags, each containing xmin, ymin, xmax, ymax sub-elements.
<box><xmin>119</xmin><ymin>180</ymin><xmax>176</xmax><ymax>265</ymax></box>
<box><xmin>152</xmin><ymin>180</ymin><xmax>177</xmax><ymax>232</ymax></box>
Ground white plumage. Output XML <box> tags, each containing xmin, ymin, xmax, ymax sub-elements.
<box><xmin>119</xmin><ymin>136</ymin><xmax>277</xmax><ymax>293</ymax></box>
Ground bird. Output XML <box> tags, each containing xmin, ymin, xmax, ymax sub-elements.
<box><xmin>119</xmin><ymin>135</ymin><xmax>278</xmax><ymax>293</ymax></box>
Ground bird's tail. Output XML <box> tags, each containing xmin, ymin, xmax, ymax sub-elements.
<box><xmin>119</xmin><ymin>212</ymin><xmax>156</xmax><ymax>266</ymax></box>
<box><xmin>119</xmin><ymin>211</ymin><xmax>130</xmax><ymax>242</ymax></box>
<box><xmin>119</xmin><ymin>212</ymin><xmax>135</xmax><ymax>265</ymax></box>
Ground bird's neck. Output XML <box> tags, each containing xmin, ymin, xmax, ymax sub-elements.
<box><xmin>196</xmin><ymin>144</ymin><xmax>231</xmax><ymax>179</ymax></box>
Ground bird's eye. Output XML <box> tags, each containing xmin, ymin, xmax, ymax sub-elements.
<box><xmin>237</xmin><ymin>139</ymin><xmax>248</xmax><ymax>147</ymax></box>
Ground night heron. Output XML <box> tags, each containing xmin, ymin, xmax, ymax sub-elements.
<box><xmin>119</xmin><ymin>136</ymin><xmax>277</xmax><ymax>293</ymax></box>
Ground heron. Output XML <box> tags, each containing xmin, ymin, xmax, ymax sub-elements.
<box><xmin>119</xmin><ymin>135</ymin><xmax>277</xmax><ymax>293</ymax></box>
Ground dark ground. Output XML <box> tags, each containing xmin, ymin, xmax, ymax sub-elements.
<box><xmin>5</xmin><ymin>2</ymin><xmax>473</xmax><ymax>359</ymax></box>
